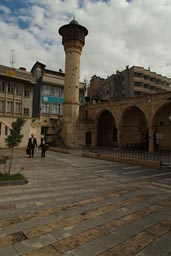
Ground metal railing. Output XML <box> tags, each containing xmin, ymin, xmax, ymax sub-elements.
<box><xmin>82</xmin><ymin>146</ymin><xmax>171</xmax><ymax>165</ymax></box>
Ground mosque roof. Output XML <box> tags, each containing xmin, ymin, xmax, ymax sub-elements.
<box><xmin>69</xmin><ymin>19</ymin><xmax>79</xmax><ymax>25</ymax></box>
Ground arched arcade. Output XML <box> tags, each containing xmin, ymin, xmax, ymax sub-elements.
<box><xmin>83</xmin><ymin>94</ymin><xmax>171</xmax><ymax>152</ymax></box>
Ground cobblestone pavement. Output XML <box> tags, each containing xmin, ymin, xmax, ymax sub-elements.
<box><xmin>0</xmin><ymin>149</ymin><xmax>171</xmax><ymax>256</ymax></box>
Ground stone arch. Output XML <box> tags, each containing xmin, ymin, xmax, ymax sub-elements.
<box><xmin>96</xmin><ymin>109</ymin><xmax>116</xmax><ymax>147</ymax></box>
<box><xmin>120</xmin><ymin>106</ymin><xmax>148</xmax><ymax>149</ymax></box>
<box><xmin>152</xmin><ymin>102</ymin><xmax>171</xmax><ymax>151</ymax></box>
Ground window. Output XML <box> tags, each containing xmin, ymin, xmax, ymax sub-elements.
<box><xmin>16</xmin><ymin>102</ymin><xmax>21</xmax><ymax>113</ymax></box>
<box><xmin>7</xmin><ymin>101</ymin><xmax>13</xmax><ymax>113</ymax></box>
<box><xmin>60</xmin><ymin>105</ymin><xmax>63</xmax><ymax>115</ymax></box>
<box><xmin>144</xmin><ymin>75</ymin><xmax>149</xmax><ymax>80</ymax></box>
<box><xmin>8</xmin><ymin>83</ymin><xmax>14</xmax><ymax>93</ymax></box>
<box><xmin>134</xmin><ymin>82</ymin><xmax>141</xmax><ymax>86</ymax></box>
<box><xmin>16</xmin><ymin>84</ymin><xmax>22</xmax><ymax>95</ymax></box>
<box><xmin>134</xmin><ymin>72</ymin><xmax>143</xmax><ymax>78</ymax></box>
<box><xmin>5</xmin><ymin>126</ymin><xmax>8</xmax><ymax>135</ymax></box>
<box><xmin>42</xmin><ymin>85</ymin><xmax>51</xmax><ymax>96</ymax></box>
<box><xmin>42</xmin><ymin>103</ymin><xmax>50</xmax><ymax>114</ymax></box>
<box><xmin>24</xmin><ymin>108</ymin><xmax>29</xmax><ymax>116</ymax></box>
<box><xmin>135</xmin><ymin>91</ymin><xmax>141</xmax><ymax>96</ymax></box>
<box><xmin>54</xmin><ymin>87</ymin><xmax>62</xmax><ymax>97</ymax></box>
<box><xmin>0</xmin><ymin>81</ymin><xmax>5</xmax><ymax>92</ymax></box>
<box><xmin>51</xmin><ymin>103</ymin><xmax>61</xmax><ymax>115</ymax></box>
<box><xmin>144</xmin><ymin>84</ymin><xmax>149</xmax><ymax>89</ymax></box>
<box><xmin>24</xmin><ymin>90</ymin><xmax>30</xmax><ymax>97</ymax></box>
<box><xmin>0</xmin><ymin>100</ymin><xmax>5</xmax><ymax>112</ymax></box>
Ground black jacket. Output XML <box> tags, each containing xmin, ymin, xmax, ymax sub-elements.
<box><xmin>28</xmin><ymin>137</ymin><xmax>37</xmax><ymax>148</ymax></box>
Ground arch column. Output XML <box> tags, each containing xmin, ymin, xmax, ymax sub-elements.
<box><xmin>148</xmin><ymin>126</ymin><xmax>154</xmax><ymax>152</ymax></box>
<box><xmin>92</xmin><ymin>131</ymin><xmax>97</xmax><ymax>147</ymax></box>
<box><xmin>117</xmin><ymin>127</ymin><xmax>122</xmax><ymax>148</ymax></box>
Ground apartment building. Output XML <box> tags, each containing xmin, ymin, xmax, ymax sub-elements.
<box><xmin>0</xmin><ymin>65</ymin><xmax>35</xmax><ymax>147</ymax></box>
<box><xmin>87</xmin><ymin>75</ymin><xmax>104</xmax><ymax>99</ymax></box>
<box><xmin>98</xmin><ymin>66</ymin><xmax>171</xmax><ymax>101</ymax></box>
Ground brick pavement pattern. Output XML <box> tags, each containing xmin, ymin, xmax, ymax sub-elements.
<box><xmin>0</xmin><ymin>149</ymin><xmax>171</xmax><ymax>256</ymax></box>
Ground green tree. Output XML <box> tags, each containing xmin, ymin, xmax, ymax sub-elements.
<box><xmin>83</xmin><ymin>78</ymin><xmax>88</xmax><ymax>93</ymax></box>
<box><xmin>5</xmin><ymin>118</ymin><xmax>25</xmax><ymax>174</ymax></box>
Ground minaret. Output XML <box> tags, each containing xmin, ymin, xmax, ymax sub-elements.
<box><xmin>59</xmin><ymin>19</ymin><xmax>88</xmax><ymax>147</ymax></box>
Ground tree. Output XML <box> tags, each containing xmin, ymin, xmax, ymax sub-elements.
<box><xmin>83</xmin><ymin>78</ymin><xmax>88</xmax><ymax>92</ymax></box>
<box><xmin>5</xmin><ymin>118</ymin><xmax>25</xmax><ymax>174</ymax></box>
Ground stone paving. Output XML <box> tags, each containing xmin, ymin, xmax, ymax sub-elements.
<box><xmin>0</xmin><ymin>148</ymin><xmax>171</xmax><ymax>256</ymax></box>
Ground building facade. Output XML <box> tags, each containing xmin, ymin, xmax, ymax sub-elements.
<box><xmin>0</xmin><ymin>61</ymin><xmax>87</xmax><ymax>148</ymax></box>
<box><xmin>87</xmin><ymin>75</ymin><xmax>104</xmax><ymax>101</ymax></box>
<box><xmin>0</xmin><ymin>65</ymin><xmax>35</xmax><ymax>147</ymax></box>
<box><xmin>98</xmin><ymin>66</ymin><xmax>171</xmax><ymax>101</ymax></box>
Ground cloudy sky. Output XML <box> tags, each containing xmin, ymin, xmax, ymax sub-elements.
<box><xmin>0</xmin><ymin>0</ymin><xmax>171</xmax><ymax>82</ymax></box>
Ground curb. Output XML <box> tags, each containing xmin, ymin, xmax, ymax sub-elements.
<box><xmin>50</xmin><ymin>148</ymin><xmax>71</xmax><ymax>154</ymax></box>
<box><xmin>0</xmin><ymin>179</ymin><xmax>28</xmax><ymax>186</ymax></box>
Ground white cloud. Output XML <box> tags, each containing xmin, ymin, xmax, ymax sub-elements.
<box><xmin>0</xmin><ymin>4</ymin><xmax>11</xmax><ymax>15</ymax></box>
<box><xmin>0</xmin><ymin>0</ymin><xmax>171</xmax><ymax>82</ymax></box>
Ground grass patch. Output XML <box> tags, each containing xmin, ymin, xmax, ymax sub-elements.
<box><xmin>0</xmin><ymin>172</ymin><xmax>27</xmax><ymax>181</ymax></box>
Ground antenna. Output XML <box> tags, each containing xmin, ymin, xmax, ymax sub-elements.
<box><xmin>10</xmin><ymin>49</ymin><xmax>15</xmax><ymax>68</ymax></box>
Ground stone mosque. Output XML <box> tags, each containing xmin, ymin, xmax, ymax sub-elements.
<box><xmin>58</xmin><ymin>19</ymin><xmax>171</xmax><ymax>153</ymax></box>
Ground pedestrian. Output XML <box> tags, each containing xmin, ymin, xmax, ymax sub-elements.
<box><xmin>27</xmin><ymin>134</ymin><xmax>38</xmax><ymax>158</ymax></box>
<box><xmin>38</xmin><ymin>138</ymin><xmax>47</xmax><ymax>158</ymax></box>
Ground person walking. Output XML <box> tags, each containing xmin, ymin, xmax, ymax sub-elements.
<box><xmin>39</xmin><ymin>138</ymin><xmax>47</xmax><ymax>158</ymax></box>
<box><xmin>27</xmin><ymin>134</ymin><xmax>38</xmax><ymax>158</ymax></box>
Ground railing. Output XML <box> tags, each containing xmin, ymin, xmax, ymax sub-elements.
<box><xmin>82</xmin><ymin>146</ymin><xmax>171</xmax><ymax>165</ymax></box>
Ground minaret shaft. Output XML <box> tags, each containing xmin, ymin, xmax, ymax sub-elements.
<box><xmin>64</xmin><ymin>41</ymin><xmax>82</xmax><ymax>105</ymax></box>
<box><xmin>59</xmin><ymin>20</ymin><xmax>88</xmax><ymax>147</ymax></box>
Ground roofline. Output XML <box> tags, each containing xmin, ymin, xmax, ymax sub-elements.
<box><xmin>31</xmin><ymin>61</ymin><xmax>46</xmax><ymax>73</ymax></box>
<box><xmin>0</xmin><ymin>74</ymin><xmax>35</xmax><ymax>84</ymax></box>
<box><xmin>44</xmin><ymin>69</ymin><xmax>65</xmax><ymax>77</ymax></box>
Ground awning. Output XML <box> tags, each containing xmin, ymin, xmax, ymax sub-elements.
<box><xmin>0</xmin><ymin>120</ymin><xmax>12</xmax><ymax>129</ymax></box>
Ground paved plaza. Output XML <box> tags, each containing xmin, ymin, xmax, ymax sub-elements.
<box><xmin>0</xmin><ymin>149</ymin><xmax>171</xmax><ymax>256</ymax></box>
